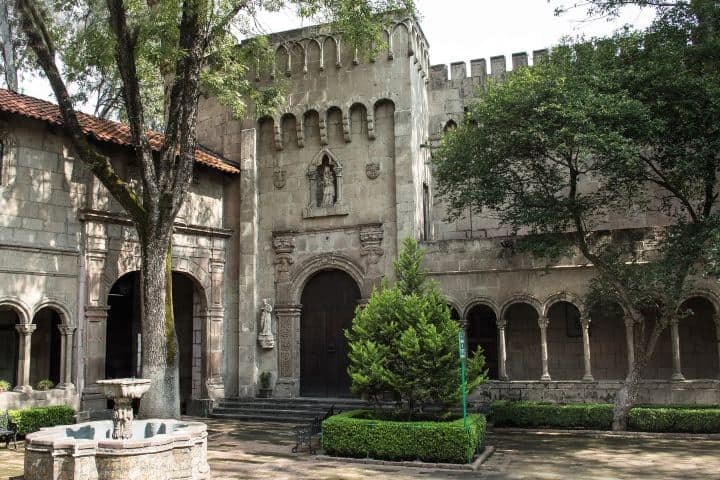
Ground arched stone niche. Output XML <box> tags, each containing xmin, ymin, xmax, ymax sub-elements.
<box><xmin>302</xmin><ymin>148</ymin><xmax>349</xmax><ymax>219</ymax></box>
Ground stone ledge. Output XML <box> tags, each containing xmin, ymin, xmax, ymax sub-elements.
<box><xmin>314</xmin><ymin>445</ymin><xmax>495</xmax><ymax>471</ymax></box>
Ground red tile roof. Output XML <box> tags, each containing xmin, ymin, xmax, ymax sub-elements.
<box><xmin>0</xmin><ymin>88</ymin><xmax>239</xmax><ymax>174</ymax></box>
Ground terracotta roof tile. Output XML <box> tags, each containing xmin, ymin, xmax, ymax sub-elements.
<box><xmin>0</xmin><ymin>88</ymin><xmax>240</xmax><ymax>174</ymax></box>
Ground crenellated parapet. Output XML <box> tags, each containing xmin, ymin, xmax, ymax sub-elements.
<box><xmin>253</xmin><ymin>18</ymin><xmax>431</xmax><ymax>83</ymax></box>
<box><xmin>429</xmin><ymin>49</ymin><xmax>549</xmax><ymax>89</ymax></box>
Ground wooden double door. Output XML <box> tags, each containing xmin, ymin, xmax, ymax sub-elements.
<box><xmin>300</xmin><ymin>269</ymin><xmax>360</xmax><ymax>397</ymax></box>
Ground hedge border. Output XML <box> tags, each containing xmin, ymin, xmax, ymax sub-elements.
<box><xmin>491</xmin><ymin>401</ymin><xmax>720</xmax><ymax>433</ymax></box>
<box><xmin>322</xmin><ymin>410</ymin><xmax>486</xmax><ymax>464</ymax></box>
<box><xmin>7</xmin><ymin>405</ymin><xmax>75</xmax><ymax>436</ymax></box>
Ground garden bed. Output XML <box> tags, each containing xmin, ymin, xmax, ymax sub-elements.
<box><xmin>321</xmin><ymin>409</ymin><xmax>486</xmax><ymax>464</ymax></box>
<box><xmin>491</xmin><ymin>401</ymin><xmax>720</xmax><ymax>433</ymax></box>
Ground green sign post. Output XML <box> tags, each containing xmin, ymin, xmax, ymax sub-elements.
<box><xmin>458</xmin><ymin>330</ymin><xmax>468</xmax><ymax>430</ymax></box>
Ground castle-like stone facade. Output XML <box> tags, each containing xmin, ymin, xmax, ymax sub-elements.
<box><xmin>1</xmin><ymin>18</ymin><xmax>718</xmax><ymax>412</ymax></box>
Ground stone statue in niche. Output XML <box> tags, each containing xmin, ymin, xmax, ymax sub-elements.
<box><xmin>317</xmin><ymin>158</ymin><xmax>337</xmax><ymax>207</ymax></box>
<box><xmin>258</xmin><ymin>299</ymin><xmax>275</xmax><ymax>349</ymax></box>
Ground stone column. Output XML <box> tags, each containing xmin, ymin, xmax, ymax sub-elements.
<box><xmin>538</xmin><ymin>316</ymin><xmax>551</xmax><ymax>381</ymax></box>
<box><xmin>57</xmin><ymin>325</ymin><xmax>76</xmax><ymax>389</ymax></box>
<box><xmin>14</xmin><ymin>323</ymin><xmax>36</xmax><ymax>392</ymax></box>
<box><xmin>275</xmin><ymin>304</ymin><xmax>302</xmax><ymax>397</ymax></box>
<box><xmin>581</xmin><ymin>315</ymin><xmax>594</xmax><ymax>381</ymax></box>
<box><xmin>497</xmin><ymin>318</ymin><xmax>509</xmax><ymax>381</ymax></box>
<box><xmin>624</xmin><ymin>316</ymin><xmax>636</xmax><ymax>375</ymax></box>
<box><xmin>670</xmin><ymin>318</ymin><xmax>685</xmax><ymax>381</ymax></box>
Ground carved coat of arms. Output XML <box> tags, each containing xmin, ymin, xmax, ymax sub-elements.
<box><xmin>273</xmin><ymin>169</ymin><xmax>287</xmax><ymax>189</ymax></box>
<box><xmin>365</xmin><ymin>162</ymin><xmax>380</xmax><ymax>180</ymax></box>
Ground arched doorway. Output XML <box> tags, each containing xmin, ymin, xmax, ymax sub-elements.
<box><xmin>679</xmin><ymin>297</ymin><xmax>718</xmax><ymax>379</ymax></box>
<box><xmin>0</xmin><ymin>307</ymin><xmax>19</xmax><ymax>387</ymax></box>
<box><xmin>105</xmin><ymin>271</ymin><xmax>203</xmax><ymax>413</ymax></box>
<box><xmin>505</xmin><ymin>302</ymin><xmax>540</xmax><ymax>380</ymax></box>
<box><xmin>30</xmin><ymin>308</ymin><xmax>62</xmax><ymax>387</ymax></box>
<box><xmin>466</xmin><ymin>304</ymin><xmax>499</xmax><ymax>379</ymax></box>
<box><xmin>589</xmin><ymin>302</ymin><xmax>628</xmax><ymax>379</ymax></box>
<box><xmin>546</xmin><ymin>301</ymin><xmax>584</xmax><ymax>380</ymax></box>
<box><xmin>300</xmin><ymin>269</ymin><xmax>360</xmax><ymax>397</ymax></box>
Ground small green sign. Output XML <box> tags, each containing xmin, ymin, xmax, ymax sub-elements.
<box><xmin>458</xmin><ymin>331</ymin><xmax>468</xmax><ymax>430</ymax></box>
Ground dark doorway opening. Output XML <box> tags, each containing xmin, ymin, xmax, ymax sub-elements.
<box><xmin>300</xmin><ymin>269</ymin><xmax>360</xmax><ymax>397</ymax></box>
<box><xmin>466</xmin><ymin>304</ymin><xmax>499</xmax><ymax>379</ymax></box>
<box><xmin>30</xmin><ymin>308</ymin><xmax>62</xmax><ymax>387</ymax></box>
<box><xmin>0</xmin><ymin>308</ymin><xmax>19</xmax><ymax>386</ymax></box>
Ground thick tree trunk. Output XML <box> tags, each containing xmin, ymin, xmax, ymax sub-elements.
<box><xmin>612</xmin><ymin>363</ymin><xmax>643</xmax><ymax>431</ymax></box>
<box><xmin>0</xmin><ymin>0</ymin><xmax>18</xmax><ymax>92</ymax></box>
<box><xmin>138</xmin><ymin>233</ymin><xmax>180</xmax><ymax>419</ymax></box>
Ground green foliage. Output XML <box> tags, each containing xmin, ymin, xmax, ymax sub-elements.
<box><xmin>8</xmin><ymin>405</ymin><xmax>75</xmax><ymax>436</ymax></box>
<box><xmin>491</xmin><ymin>401</ymin><xmax>614</xmax><ymax>430</ymax></box>
<box><xmin>628</xmin><ymin>406</ymin><xmax>720</xmax><ymax>433</ymax></box>
<box><xmin>346</xmin><ymin>238</ymin><xmax>487</xmax><ymax>413</ymax></box>
<box><xmin>491</xmin><ymin>401</ymin><xmax>720</xmax><ymax>433</ymax></box>
<box><xmin>259</xmin><ymin>371</ymin><xmax>272</xmax><ymax>389</ymax></box>
<box><xmin>0</xmin><ymin>380</ymin><xmax>11</xmax><ymax>392</ymax></box>
<box><xmin>35</xmin><ymin>379</ymin><xmax>54</xmax><ymax>391</ymax></box>
<box><xmin>321</xmin><ymin>409</ymin><xmax>486</xmax><ymax>463</ymax></box>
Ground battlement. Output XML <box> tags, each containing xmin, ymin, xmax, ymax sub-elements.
<box><xmin>429</xmin><ymin>49</ymin><xmax>549</xmax><ymax>89</ymax></box>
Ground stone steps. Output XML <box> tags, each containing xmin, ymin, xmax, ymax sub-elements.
<box><xmin>210</xmin><ymin>397</ymin><xmax>368</xmax><ymax>423</ymax></box>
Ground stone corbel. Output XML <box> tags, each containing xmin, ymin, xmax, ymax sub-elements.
<box><xmin>366</xmin><ymin>109</ymin><xmax>376</xmax><ymax>140</ymax></box>
<box><xmin>341</xmin><ymin>111</ymin><xmax>351</xmax><ymax>143</ymax></box>
<box><xmin>273</xmin><ymin>121</ymin><xmax>283</xmax><ymax>151</ymax></box>
<box><xmin>318</xmin><ymin>109</ymin><xmax>328</xmax><ymax>146</ymax></box>
<box><xmin>359</xmin><ymin>225</ymin><xmax>384</xmax><ymax>270</ymax></box>
<box><xmin>296</xmin><ymin>116</ymin><xmax>305</xmax><ymax>148</ymax></box>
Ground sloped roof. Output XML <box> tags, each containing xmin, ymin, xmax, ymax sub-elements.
<box><xmin>0</xmin><ymin>88</ymin><xmax>239</xmax><ymax>174</ymax></box>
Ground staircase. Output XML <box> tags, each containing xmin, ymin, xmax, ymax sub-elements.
<box><xmin>210</xmin><ymin>397</ymin><xmax>368</xmax><ymax>423</ymax></box>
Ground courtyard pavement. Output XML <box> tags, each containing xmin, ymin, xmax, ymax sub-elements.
<box><xmin>1</xmin><ymin>418</ymin><xmax>718</xmax><ymax>479</ymax></box>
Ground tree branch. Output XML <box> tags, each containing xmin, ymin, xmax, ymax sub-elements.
<box><xmin>15</xmin><ymin>0</ymin><xmax>146</xmax><ymax>221</ymax></box>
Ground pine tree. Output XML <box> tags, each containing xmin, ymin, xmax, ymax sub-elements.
<box><xmin>346</xmin><ymin>238</ymin><xmax>487</xmax><ymax>415</ymax></box>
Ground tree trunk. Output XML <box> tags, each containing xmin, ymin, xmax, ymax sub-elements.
<box><xmin>612</xmin><ymin>363</ymin><xmax>643</xmax><ymax>431</ymax></box>
<box><xmin>138</xmin><ymin>233</ymin><xmax>180</xmax><ymax>419</ymax></box>
<box><xmin>0</xmin><ymin>0</ymin><xmax>18</xmax><ymax>92</ymax></box>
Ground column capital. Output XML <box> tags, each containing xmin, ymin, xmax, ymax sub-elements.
<box><xmin>15</xmin><ymin>323</ymin><xmax>36</xmax><ymax>335</ymax></box>
<box><xmin>580</xmin><ymin>315</ymin><xmax>591</xmax><ymax>328</ymax></box>
<box><xmin>275</xmin><ymin>304</ymin><xmax>302</xmax><ymax>316</ymax></box>
<box><xmin>669</xmin><ymin>317</ymin><xmax>680</xmax><ymax>327</ymax></box>
<box><xmin>57</xmin><ymin>325</ymin><xmax>76</xmax><ymax>335</ymax></box>
<box><xmin>624</xmin><ymin>316</ymin><xmax>636</xmax><ymax>328</ymax></box>
<box><xmin>537</xmin><ymin>316</ymin><xmax>549</xmax><ymax>329</ymax></box>
<box><xmin>496</xmin><ymin>318</ymin><xmax>508</xmax><ymax>329</ymax></box>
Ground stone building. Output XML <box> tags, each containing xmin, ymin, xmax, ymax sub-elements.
<box><xmin>0</xmin><ymin>17</ymin><xmax>718</xmax><ymax>413</ymax></box>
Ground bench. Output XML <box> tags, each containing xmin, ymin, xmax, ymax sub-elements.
<box><xmin>0</xmin><ymin>411</ymin><xmax>17</xmax><ymax>449</ymax></box>
<box><xmin>292</xmin><ymin>405</ymin><xmax>337</xmax><ymax>455</ymax></box>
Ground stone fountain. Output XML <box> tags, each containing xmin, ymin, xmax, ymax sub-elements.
<box><xmin>23</xmin><ymin>378</ymin><xmax>210</xmax><ymax>480</ymax></box>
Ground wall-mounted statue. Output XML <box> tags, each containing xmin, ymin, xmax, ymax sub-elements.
<box><xmin>304</xmin><ymin>148</ymin><xmax>349</xmax><ymax>218</ymax></box>
<box><xmin>318</xmin><ymin>162</ymin><xmax>337</xmax><ymax>207</ymax></box>
<box><xmin>258</xmin><ymin>299</ymin><xmax>276</xmax><ymax>350</ymax></box>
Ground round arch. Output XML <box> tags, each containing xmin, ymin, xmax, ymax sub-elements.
<box><xmin>462</xmin><ymin>296</ymin><xmax>500</xmax><ymax>320</ymax></box>
<box><xmin>289</xmin><ymin>253</ymin><xmax>367</xmax><ymax>305</ymax></box>
<box><xmin>0</xmin><ymin>298</ymin><xmax>31</xmax><ymax>325</ymax></box>
<box><xmin>543</xmin><ymin>291</ymin><xmax>587</xmax><ymax>319</ymax></box>
<box><xmin>32</xmin><ymin>300</ymin><xmax>73</xmax><ymax>326</ymax></box>
<box><xmin>500</xmin><ymin>294</ymin><xmax>543</xmax><ymax>321</ymax></box>
<box><xmin>679</xmin><ymin>289</ymin><xmax>720</xmax><ymax>316</ymax></box>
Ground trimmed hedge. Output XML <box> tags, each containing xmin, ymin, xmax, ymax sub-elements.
<box><xmin>491</xmin><ymin>401</ymin><xmax>613</xmax><ymax>430</ymax></box>
<box><xmin>7</xmin><ymin>405</ymin><xmax>75</xmax><ymax>435</ymax></box>
<box><xmin>491</xmin><ymin>401</ymin><xmax>720</xmax><ymax>433</ymax></box>
<box><xmin>322</xmin><ymin>410</ymin><xmax>486</xmax><ymax>464</ymax></box>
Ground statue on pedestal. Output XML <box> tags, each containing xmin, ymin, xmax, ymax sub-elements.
<box><xmin>258</xmin><ymin>299</ymin><xmax>276</xmax><ymax>349</ymax></box>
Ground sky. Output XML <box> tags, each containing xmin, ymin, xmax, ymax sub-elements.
<box><xmin>19</xmin><ymin>0</ymin><xmax>656</xmax><ymax>106</ymax></box>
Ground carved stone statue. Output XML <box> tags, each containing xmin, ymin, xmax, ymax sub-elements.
<box><xmin>319</xmin><ymin>164</ymin><xmax>335</xmax><ymax>207</ymax></box>
<box><xmin>258</xmin><ymin>299</ymin><xmax>275</xmax><ymax>349</ymax></box>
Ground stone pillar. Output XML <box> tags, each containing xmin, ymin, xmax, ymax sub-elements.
<box><xmin>57</xmin><ymin>325</ymin><xmax>76</xmax><ymax>389</ymax></box>
<box><xmin>670</xmin><ymin>318</ymin><xmax>685</xmax><ymax>381</ymax></box>
<box><xmin>275</xmin><ymin>304</ymin><xmax>302</xmax><ymax>397</ymax></box>
<box><xmin>14</xmin><ymin>323</ymin><xmax>36</xmax><ymax>392</ymax></box>
<box><xmin>624</xmin><ymin>316</ymin><xmax>636</xmax><ymax>375</ymax></box>
<box><xmin>538</xmin><ymin>316</ymin><xmax>551</xmax><ymax>381</ymax></box>
<box><xmin>497</xmin><ymin>318</ymin><xmax>509</xmax><ymax>381</ymax></box>
<box><xmin>581</xmin><ymin>315</ymin><xmax>594</xmax><ymax>381</ymax></box>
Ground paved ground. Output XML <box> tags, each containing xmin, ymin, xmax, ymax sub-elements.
<box><xmin>1</xmin><ymin>419</ymin><xmax>719</xmax><ymax>479</ymax></box>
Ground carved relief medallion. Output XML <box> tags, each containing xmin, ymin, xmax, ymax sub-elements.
<box><xmin>365</xmin><ymin>162</ymin><xmax>380</xmax><ymax>180</ymax></box>
<box><xmin>273</xmin><ymin>169</ymin><xmax>287</xmax><ymax>189</ymax></box>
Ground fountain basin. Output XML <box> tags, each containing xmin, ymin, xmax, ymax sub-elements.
<box><xmin>24</xmin><ymin>419</ymin><xmax>210</xmax><ymax>480</ymax></box>
<box><xmin>97</xmin><ymin>378</ymin><xmax>151</xmax><ymax>400</ymax></box>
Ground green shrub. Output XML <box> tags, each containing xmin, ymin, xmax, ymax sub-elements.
<box><xmin>322</xmin><ymin>409</ymin><xmax>486</xmax><ymax>464</ymax></box>
<box><xmin>35</xmin><ymin>379</ymin><xmax>55</xmax><ymax>391</ymax></box>
<box><xmin>491</xmin><ymin>401</ymin><xmax>720</xmax><ymax>433</ymax></box>
<box><xmin>491</xmin><ymin>401</ymin><xmax>613</xmax><ymax>430</ymax></box>
<box><xmin>0</xmin><ymin>380</ymin><xmax>11</xmax><ymax>392</ymax></box>
<box><xmin>8</xmin><ymin>405</ymin><xmax>75</xmax><ymax>435</ymax></box>
<box><xmin>347</xmin><ymin>238</ymin><xmax>487</xmax><ymax>413</ymax></box>
<box><xmin>629</xmin><ymin>406</ymin><xmax>720</xmax><ymax>433</ymax></box>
